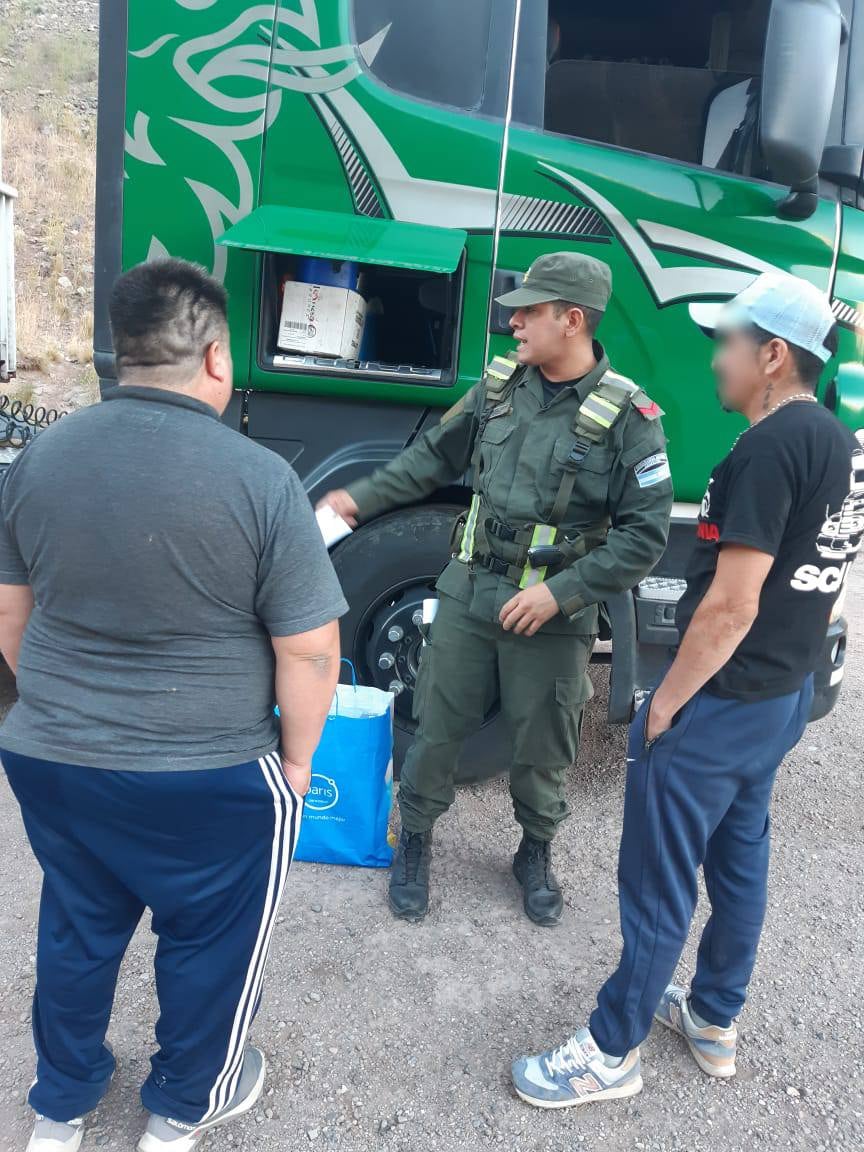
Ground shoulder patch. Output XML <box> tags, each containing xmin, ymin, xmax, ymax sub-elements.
<box><xmin>634</xmin><ymin>451</ymin><xmax>671</xmax><ymax>488</ymax></box>
<box><xmin>631</xmin><ymin>389</ymin><xmax>665</xmax><ymax>420</ymax></box>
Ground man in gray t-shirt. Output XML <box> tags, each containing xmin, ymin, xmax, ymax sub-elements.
<box><xmin>0</xmin><ymin>259</ymin><xmax>347</xmax><ymax>1152</ymax></box>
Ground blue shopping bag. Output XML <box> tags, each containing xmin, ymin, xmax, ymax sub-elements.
<box><xmin>293</xmin><ymin>664</ymin><xmax>394</xmax><ymax>868</ymax></box>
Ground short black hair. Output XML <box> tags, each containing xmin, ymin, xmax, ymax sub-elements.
<box><xmin>109</xmin><ymin>259</ymin><xmax>229</xmax><ymax>377</ymax></box>
<box><xmin>748</xmin><ymin>321</ymin><xmax>839</xmax><ymax>389</ymax></box>
<box><xmin>552</xmin><ymin>299</ymin><xmax>603</xmax><ymax>336</ymax></box>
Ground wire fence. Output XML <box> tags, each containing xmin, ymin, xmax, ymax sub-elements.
<box><xmin>0</xmin><ymin>395</ymin><xmax>67</xmax><ymax>472</ymax></box>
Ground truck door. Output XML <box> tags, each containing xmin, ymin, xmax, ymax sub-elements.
<box><xmin>493</xmin><ymin>0</ymin><xmax>840</xmax><ymax>506</ymax></box>
<box><xmin>829</xmin><ymin>0</ymin><xmax>864</xmax><ymax>430</ymax></box>
<box><xmin>489</xmin><ymin>0</ymin><xmax>849</xmax><ymax>719</ymax></box>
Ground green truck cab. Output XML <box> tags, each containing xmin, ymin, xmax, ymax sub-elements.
<box><xmin>96</xmin><ymin>0</ymin><xmax>864</xmax><ymax>776</ymax></box>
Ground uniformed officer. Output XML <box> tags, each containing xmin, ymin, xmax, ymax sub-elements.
<box><xmin>319</xmin><ymin>253</ymin><xmax>673</xmax><ymax>926</ymax></box>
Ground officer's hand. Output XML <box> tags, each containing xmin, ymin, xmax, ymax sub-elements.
<box><xmin>281</xmin><ymin>756</ymin><xmax>312</xmax><ymax>798</ymax></box>
<box><xmin>316</xmin><ymin>489</ymin><xmax>359</xmax><ymax>529</ymax></box>
<box><xmin>499</xmin><ymin>585</ymin><xmax>560</xmax><ymax>637</ymax></box>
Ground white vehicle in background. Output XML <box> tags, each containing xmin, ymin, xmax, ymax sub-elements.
<box><xmin>0</xmin><ymin>111</ymin><xmax>15</xmax><ymax>386</ymax></box>
<box><xmin>0</xmin><ymin>119</ymin><xmax>66</xmax><ymax>473</ymax></box>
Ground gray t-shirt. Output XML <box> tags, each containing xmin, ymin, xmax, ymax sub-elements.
<box><xmin>0</xmin><ymin>385</ymin><xmax>348</xmax><ymax>771</ymax></box>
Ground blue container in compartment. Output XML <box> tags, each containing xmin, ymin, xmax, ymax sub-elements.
<box><xmin>297</xmin><ymin>257</ymin><xmax>359</xmax><ymax>292</ymax></box>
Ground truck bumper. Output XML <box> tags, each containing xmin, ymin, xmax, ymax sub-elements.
<box><xmin>610</xmin><ymin>586</ymin><xmax>849</xmax><ymax>726</ymax></box>
<box><xmin>810</xmin><ymin>616</ymin><xmax>848</xmax><ymax>722</ymax></box>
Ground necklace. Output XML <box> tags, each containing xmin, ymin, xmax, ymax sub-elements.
<box><xmin>733</xmin><ymin>393</ymin><xmax>817</xmax><ymax>449</ymax></box>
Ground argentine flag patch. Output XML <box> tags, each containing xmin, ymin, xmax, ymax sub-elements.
<box><xmin>634</xmin><ymin>452</ymin><xmax>671</xmax><ymax>488</ymax></box>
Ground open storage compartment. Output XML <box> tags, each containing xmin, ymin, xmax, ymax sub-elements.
<box><xmin>219</xmin><ymin>206</ymin><xmax>468</xmax><ymax>386</ymax></box>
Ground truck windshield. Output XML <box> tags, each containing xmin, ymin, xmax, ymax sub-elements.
<box><xmin>353</xmin><ymin>0</ymin><xmax>495</xmax><ymax>113</ymax></box>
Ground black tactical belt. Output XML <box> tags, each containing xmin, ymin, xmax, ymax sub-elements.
<box><xmin>486</xmin><ymin>517</ymin><xmax>521</xmax><ymax>544</ymax></box>
<box><xmin>476</xmin><ymin>548</ymin><xmax>566</xmax><ymax>578</ymax></box>
<box><xmin>476</xmin><ymin>553</ymin><xmax>512</xmax><ymax>578</ymax></box>
<box><xmin>485</xmin><ymin>517</ymin><xmax>541</xmax><ymax>548</ymax></box>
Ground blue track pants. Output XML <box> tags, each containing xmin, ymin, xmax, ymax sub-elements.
<box><xmin>2</xmin><ymin>751</ymin><xmax>302</xmax><ymax>1124</ymax></box>
<box><xmin>589</xmin><ymin>677</ymin><xmax>812</xmax><ymax>1058</ymax></box>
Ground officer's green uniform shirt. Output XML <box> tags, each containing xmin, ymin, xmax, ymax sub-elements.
<box><xmin>348</xmin><ymin>343</ymin><xmax>673</xmax><ymax>635</ymax></box>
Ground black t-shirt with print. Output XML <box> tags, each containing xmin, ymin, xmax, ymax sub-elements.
<box><xmin>676</xmin><ymin>401</ymin><xmax>861</xmax><ymax>701</ymax></box>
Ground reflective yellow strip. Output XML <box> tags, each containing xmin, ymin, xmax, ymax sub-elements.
<box><xmin>487</xmin><ymin>356</ymin><xmax>515</xmax><ymax>382</ymax></box>
<box><xmin>579</xmin><ymin>394</ymin><xmax>623</xmax><ymax>430</ymax></box>
<box><xmin>519</xmin><ymin>524</ymin><xmax>557</xmax><ymax>589</ymax></box>
<box><xmin>579</xmin><ymin>407</ymin><xmax>613</xmax><ymax>430</ymax></box>
<box><xmin>458</xmin><ymin>495</ymin><xmax>481</xmax><ymax>562</ymax></box>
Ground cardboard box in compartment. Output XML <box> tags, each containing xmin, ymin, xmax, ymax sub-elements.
<box><xmin>277</xmin><ymin>281</ymin><xmax>367</xmax><ymax>358</ymax></box>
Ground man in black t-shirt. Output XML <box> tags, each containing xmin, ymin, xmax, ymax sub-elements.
<box><xmin>513</xmin><ymin>271</ymin><xmax>860</xmax><ymax>1108</ymax></box>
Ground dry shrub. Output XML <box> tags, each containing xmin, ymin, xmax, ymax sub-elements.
<box><xmin>0</xmin><ymin>13</ymin><xmax>97</xmax><ymax>98</ymax></box>
<box><xmin>15</xmin><ymin>290</ymin><xmax>60</xmax><ymax>371</ymax></box>
<box><xmin>0</xmin><ymin>377</ymin><xmax>33</xmax><ymax>406</ymax></box>
<box><xmin>67</xmin><ymin>308</ymin><xmax>93</xmax><ymax>365</ymax></box>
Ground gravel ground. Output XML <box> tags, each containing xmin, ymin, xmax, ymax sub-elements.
<box><xmin>0</xmin><ymin>570</ymin><xmax>862</xmax><ymax>1152</ymax></box>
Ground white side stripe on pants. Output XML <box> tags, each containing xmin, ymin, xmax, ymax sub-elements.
<box><xmin>203</xmin><ymin>753</ymin><xmax>303</xmax><ymax>1120</ymax></box>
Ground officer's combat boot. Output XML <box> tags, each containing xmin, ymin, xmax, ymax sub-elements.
<box><xmin>513</xmin><ymin>834</ymin><xmax>563</xmax><ymax>927</ymax></box>
<box><xmin>388</xmin><ymin>829</ymin><xmax>432</xmax><ymax>922</ymax></box>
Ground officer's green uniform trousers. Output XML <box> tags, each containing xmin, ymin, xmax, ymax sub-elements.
<box><xmin>347</xmin><ymin>345</ymin><xmax>672</xmax><ymax>844</ymax></box>
<box><xmin>400</xmin><ymin>589</ymin><xmax>594</xmax><ymax>841</ymax></box>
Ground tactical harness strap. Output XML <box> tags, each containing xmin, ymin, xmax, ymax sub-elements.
<box><xmin>458</xmin><ymin>352</ymin><xmax>522</xmax><ymax>565</ymax></box>
<box><xmin>547</xmin><ymin>370</ymin><xmax>640</xmax><ymax>526</ymax></box>
<box><xmin>458</xmin><ymin>360</ymin><xmax>644</xmax><ymax>587</ymax></box>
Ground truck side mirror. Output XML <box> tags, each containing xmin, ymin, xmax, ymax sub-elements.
<box><xmin>761</xmin><ymin>0</ymin><xmax>844</xmax><ymax>220</ymax></box>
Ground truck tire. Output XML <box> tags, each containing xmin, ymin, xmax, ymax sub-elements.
<box><xmin>329</xmin><ymin>504</ymin><xmax>509</xmax><ymax>783</ymax></box>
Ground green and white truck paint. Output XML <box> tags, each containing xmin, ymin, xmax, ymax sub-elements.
<box><xmin>96</xmin><ymin>0</ymin><xmax>864</xmax><ymax>776</ymax></box>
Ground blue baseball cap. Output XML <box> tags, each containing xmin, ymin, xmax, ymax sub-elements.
<box><xmin>690</xmin><ymin>271</ymin><xmax>837</xmax><ymax>363</ymax></box>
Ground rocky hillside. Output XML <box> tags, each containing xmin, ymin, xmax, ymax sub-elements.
<box><xmin>0</xmin><ymin>0</ymin><xmax>99</xmax><ymax>413</ymax></box>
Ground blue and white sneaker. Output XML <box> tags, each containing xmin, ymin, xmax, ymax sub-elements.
<box><xmin>654</xmin><ymin>985</ymin><xmax>737</xmax><ymax>1078</ymax></box>
<box><xmin>512</xmin><ymin>1027</ymin><xmax>642</xmax><ymax>1109</ymax></box>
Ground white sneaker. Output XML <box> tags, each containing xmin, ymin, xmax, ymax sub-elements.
<box><xmin>26</xmin><ymin>1040</ymin><xmax>114</xmax><ymax>1151</ymax></box>
<box><xmin>138</xmin><ymin>1047</ymin><xmax>265</xmax><ymax>1152</ymax></box>
<box><xmin>26</xmin><ymin>1116</ymin><xmax>84</xmax><ymax>1152</ymax></box>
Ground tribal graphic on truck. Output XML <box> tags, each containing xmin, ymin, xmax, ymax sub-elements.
<box><xmin>125</xmin><ymin>1</ymin><xmax>864</xmax><ymax>335</ymax></box>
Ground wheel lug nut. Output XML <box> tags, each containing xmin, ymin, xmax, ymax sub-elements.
<box><xmin>388</xmin><ymin>680</ymin><xmax>405</xmax><ymax>696</ymax></box>
<box><xmin>411</xmin><ymin>610</ymin><xmax>424</xmax><ymax>627</ymax></box>
<box><xmin>387</xmin><ymin>626</ymin><xmax>404</xmax><ymax>643</ymax></box>
<box><xmin>378</xmin><ymin>652</ymin><xmax>395</xmax><ymax>670</ymax></box>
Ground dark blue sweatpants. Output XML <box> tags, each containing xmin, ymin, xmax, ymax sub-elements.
<box><xmin>2</xmin><ymin>750</ymin><xmax>303</xmax><ymax>1125</ymax></box>
<box><xmin>589</xmin><ymin>677</ymin><xmax>813</xmax><ymax>1058</ymax></box>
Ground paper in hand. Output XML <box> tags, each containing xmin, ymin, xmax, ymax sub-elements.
<box><xmin>316</xmin><ymin>504</ymin><xmax>353</xmax><ymax>549</ymax></box>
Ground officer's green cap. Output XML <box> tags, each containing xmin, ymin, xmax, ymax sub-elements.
<box><xmin>495</xmin><ymin>252</ymin><xmax>612</xmax><ymax>312</ymax></box>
